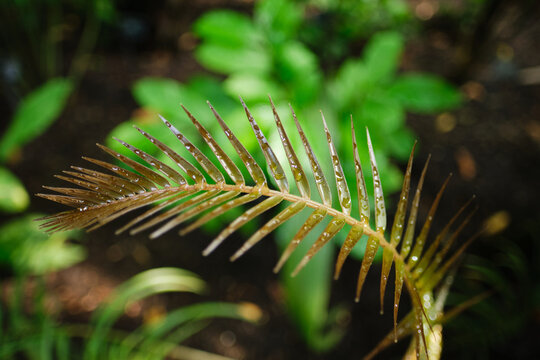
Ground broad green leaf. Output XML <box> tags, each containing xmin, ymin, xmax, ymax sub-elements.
<box><xmin>389</xmin><ymin>73</ymin><xmax>463</xmax><ymax>113</ymax></box>
<box><xmin>0</xmin><ymin>167</ymin><xmax>29</xmax><ymax>213</ymax></box>
<box><xmin>277</xmin><ymin>42</ymin><xmax>318</xmax><ymax>78</ymax></box>
<box><xmin>224</xmin><ymin>73</ymin><xmax>285</xmax><ymax>103</ymax></box>
<box><xmin>106</xmin><ymin>117</ymin><xmax>175</xmax><ymax>158</ymax></box>
<box><xmin>0</xmin><ymin>78</ymin><xmax>73</xmax><ymax>162</ymax></box>
<box><xmin>180</xmin><ymin>76</ymin><xmax>236</xmax><ymax>117</ymax></box>
<box><xmin>127</xmin><ymin>301</ymin><xmax>261</xmax><ymax>358</ymax></box>
<box><xmin>355</xmin><ymin>94</ymin><xmax>405</xmax><ymax>133</ymax></box>
<box><xmin>195</xmin><ymin>42</ymin><xmax>271</xmax><ymax>75</ymax></box>
<box><xmin>276</xmin><ymin>211</ymin><xmax>346</xmax><ymax>352</ymax></box>
<box><xmin>255</xmin><ymin>0</ymin><xmax>303</xmax><ymax>42</ymax></box>
<box><xmin>135</xmin><ymin>76</ymin><xmax>234</xmax><ymax>119</ymax></box>
<box><xmin>0</xmin><ymin>214</ymin><xmax>83</xmax><ymax>275</ymax></box>
<box><xmin>132</xmin><ymin>78</ymin><xmax>184</xmax><ymax>118</ymax></box>
<box><xmin>142</xmin><ymin>302</ymin><xmax>260</xmax><ymax>337</ymax></box>
<box><xmin>328</xmin><ymin>59</ymin><xmax>371</xmax><ymax>109</ymax></box>
<box><xmin>186</xmin><ymin>75</ymin><xmax>237</xmax><ymax>113</ymax></box>
<box><xmin>363</xmin><ymin>31</ymin><xmax>404</xmax><ymax>83</ymax></box>
<box><xmin>118</xmin><ymin>76</ymin><xmax>235</xmax><ymax>161</ymax></box>
<box><xmin>386</xmin><ymin>0</ymin><xmax>411</xmax><ymax>19</ymax></box>
<box><xmin>275</xmin><ymin>41</ymin><xmax>322</xmax><ymax>105</ymax></box>
<box><xmin>194</xmin><ymin>10</ymin><xmax>259</xmax><ymax>47</ymax></box>
<box><xmin>386</xmin><ymin>127</ymin><xmax>416</xmax><ymax>161</ymax></box>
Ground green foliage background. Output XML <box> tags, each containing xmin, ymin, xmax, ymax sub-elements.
<box><xmin>104</xmin><ymin>0</ymin><xmax>462</xmax><ymax>351</ymax></box>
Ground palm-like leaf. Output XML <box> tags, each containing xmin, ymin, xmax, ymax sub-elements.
<box><xmin>38</xmin><ymin>97</ymin><xmax>477</xmax><ymax>359</ymax></box>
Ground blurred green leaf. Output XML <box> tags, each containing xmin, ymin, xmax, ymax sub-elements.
<box><xmin>356</xmin><ymin>94</ymin><xmax>405</xmax><ymax>133</ymax></box>
<box><xmin>0</xmin><ymin>78</ymin><xmax>73</xmax><ymax>162</ymax></box>
<box><xmin>132</xmin><ymin>78</ymin><xmax>184</xmax><ymax>117</ymax></box>
<box><xmin>389</xmin><ymin>73</ymin><xmax>462</xmax><ymax>113</ymax></box>
<box><xmin>134</xmin><ymin>76</ymin><xmax>234</xmax><ymax>118</ymax></box>
<box><xmin>328</xmin><ymin>59</ymin><xmax>371</xmax><ymax>109</ymax></box>
<box><xmin>0</xmin><ymin>167</ymin><xmax>29</xmax><ymax>213</ymax></box>
<box><xmin>111</xmin><ymin>76</ymin><xmax>235</xmax><ymax>158</ymax></box>
<box><xmin>363</xmin><ymin>31</ymin><xmax>404</xmax><ymax>83</ymax></box>
<box><xmin>224</xmin><ymin>73</ymin><xmax>285</xmax><ymax>103</ymax></box>
<box><xmin>105</xmin><ymin>116</ymin><xmax>177</xmax><ymax>160</ymax></box>
<box><xmin>255</xmin><ymin>0</ymin><xmax>303</xmax><ymax>43</ymax></box>
<box><xmin>86</xmin><ymin>267</ymin><xmax>206</xmax><ymax>360</ymax></box>
<box><xmin>112</xmin><ymin>78</ymin><xmax>188</xmax><ymax>156</ymax></box>
<box><xmin>276</xmin><ymin>213</ymin><xmax>346</xmax><ymax>352</ymax></box>
<box><xmin>0</xmin><ymin>214</ymin><xmax>83</xmax><ymax>275</ymax></box>
<box><xmin>276</xmin><ymin>42</ymin><xmax>318</xmax><ymax>80</ymax></box>
<box><xmin>386</xmin><ymin>127</ymin><xmax>417</xmax><ymax>161</ymax></box>
<box><xmin>378</xmin><ymin>160</ymin><xmax>404</xmax><ymax>195</ymax></box>
<box><xmin>131</xmin><ymin>301</ymin><xmax>261</xmax><ymax>359</ymax></box>
<box><xmin>194</xmin><ymin>10</ymin><xmax>259</xmax><ymax>47</ymax></box>
<box><xmin>0</xmin><ymin>265</ymin><xmax>258</xmax><ymax>360</ymax></box>
<box><xmin>276</xmin><ymin>41</ymin><xmax>322</xmax><ymax>105</ymax></box>
<box><xmin>195</xmin><ymin>42</ymin><xmax>271</xmax><ymax>75</ymax></box>
<box><xmin>186</xmin><ymin>75</ymin><xmax>237</xmax><ymax>113</ymax></box>
<box><xmin>108</xmin><ymin>267</ymin><xmax>206</xmax><ymax>305</ymax></box>
<box><xmin>93</xmin><ymin>0</ymin><xmax>116</xmax><ymax>22</ymax></box>
<box><xmin>128</xmin><ymin>301</ymin><xmax>261</xmax><ymax>359</ymax></box>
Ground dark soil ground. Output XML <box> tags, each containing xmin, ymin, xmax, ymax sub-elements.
<box><xmin>3</xmin><ymin>1</ymin><xmax>539</xmax><ymax>359</ymax></box>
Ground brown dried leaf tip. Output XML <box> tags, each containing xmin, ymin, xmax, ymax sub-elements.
<box><xmin>38</xmin><ymin>97</ymin><xmax>479</xmax><ymax>359</ymax></box>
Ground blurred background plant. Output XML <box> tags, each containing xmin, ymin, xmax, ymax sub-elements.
<box><xmin>106</xmin><ymin>0</ymin><xmax>462</xmax><ymax>350</ymax></box>
<box><xmin>0</xmin><ymin>0</ymin><xmax>115</xmax><ymax>272</ymax></box>
<box><xmin>1</xmin><ymin>266</ymin><xmax>260</xmax><ymax>360</ymax></box>
<box><xmin>1</xmin><ymin>0</ymin><xmax>538</xmax><ymax>358</ymax></box>
<box><xmin>441</xmin><ymin>215</ymin><xmax>540</xmax><ymax>359</ymax></box>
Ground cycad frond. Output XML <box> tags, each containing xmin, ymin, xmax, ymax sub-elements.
<box><xmin>38</xmin><ymin>97</ymin><xmax>477</xmax><ymax>359</ymax></box>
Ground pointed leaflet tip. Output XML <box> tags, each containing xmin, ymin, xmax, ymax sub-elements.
<box><xmin>380</xmin><ymin>141</ymin><xmax>416</xmax><ymax>315</ymax></box>
<box><xmin>181</xmin><ymin>103</ymin><xmax>244</xmax><ymax>185</ymax></box>
<box><xmin>96</xmin><ymin>143</ymin><xmax>168</xmax><ymax>189</ymax></box>
<box><xmin>366</xmin><ymin>128</ymin><xmax>386</xmax><ymax>232</ymax></box>
<box><xmin>134</xmin><ymin>125</ymin><xmax>203</xmax><ymax>184</ymax></box>
<box><xmin>408</xmin><ymin>173</ymin><xmax>452</xmax><ymax>269</ymax></box>
<box><xmin>163</xmin><ymin>114</ymin><xmax>225</xmax><ymax>184</ymax></box>
<box><xmin>242</xmin><ymin>98</ymin><xmax>289</xmax><ymax>192</ymax></box>
<box><xmin>418</xmin><ymin>204</ymin><xmax>478</xmax><ymax>290</ymax></box>
<box><xmin>114</xmin><ymin>135</ymin><xmax>187</xmax><ymax>186</ymax></box>
<box><xmin>158</xmin><ymin>113</ymin><xmax>169</xmax><ymax>126</ymax></box>
<box><xmin>351</xmin><ymin>116</ymin><xmax>369</xmax><ymax>223</ymax></box>
<box><xmin>413</xmin><ymin>195</ymin><xmax>476</xmax><ymax>279</ymax></box>
<box><xmin>321</xmin><ymin>111</ymin><xmax>351</xmax><ymax>215</ymax></box>
<box><xmin>355</xmin><ymin>128</ymin><xmax>385</xmax><ymax>304</ymax></box>
<box><xmin>208</xmin><ymin>101</ymin><xmax>267</xmax><ymax>187</ymax></box>
<box><xmin>400</xmin><ymin>154</ymin><xmax>431</xmax><ymax>260</ymax></box>
<box><xmin>291</xmin><ymin>106</ymin><xmax>331</xmax><ymax>206</ymax></box>
<box><xmin>269</xmin><ymin>98</ymin><xmax>310</xmax><ymax>198</ymax></box>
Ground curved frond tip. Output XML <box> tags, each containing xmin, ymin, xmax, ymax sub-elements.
<box><xmin>37</xmin><ymin>97</ymin><xmax>477</xmax><ymax>359</ymax></box>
